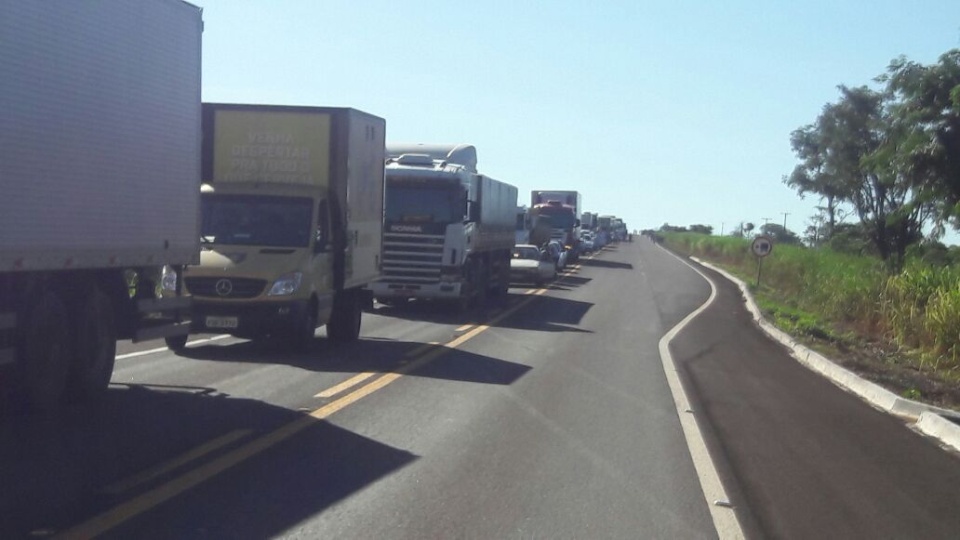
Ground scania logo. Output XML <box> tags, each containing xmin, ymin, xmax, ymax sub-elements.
<box><xmin>390</xmin><ymin>224</ymin><xmax>424</xmax><ymax>233</ymax></box>
<box><xmin>215</xmin><ymin>279</ymin><xmax>233</xmax><ymax>296</ymax></box>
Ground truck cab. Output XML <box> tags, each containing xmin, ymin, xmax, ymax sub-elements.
<box><xmin>183</xmin><ymin>182</ymin><xmax>336</xmax><ymax>347</ymax></box>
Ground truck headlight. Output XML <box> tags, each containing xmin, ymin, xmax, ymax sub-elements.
<box><xmin>161</xmin><ymin>265</ymin><xmax>178</xmax><ymax>292</ymax></box>
<box><xmin>267</xmin><ymin>272</ymin><xmax>303</xmax><ymax>296</ymax></box>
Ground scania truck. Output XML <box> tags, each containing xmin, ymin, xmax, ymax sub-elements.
<box><xmin>0</xmin><ymin>0</ymin><xmax>202</xmax><ymax>409</ymax></box>
<box><xmin>370</xmin><ymin>144</ymin><xmax>517</xmax><ymax>309</ymax></box>
<box><xmin>170</xmin><ymin>104</ymin><xmax>385</xmax><ymax>350</ymax></box>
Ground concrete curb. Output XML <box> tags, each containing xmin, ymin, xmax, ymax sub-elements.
<box><xmin>690</xmin><ymin>257</ymin><xmax>960</xmax><ymax>455</ymax></box>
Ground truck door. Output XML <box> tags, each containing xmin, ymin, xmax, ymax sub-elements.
<box><xmin>309</xmin><ymin>198</ymin><xmax>336</xmax><ymax>321</ymax></box>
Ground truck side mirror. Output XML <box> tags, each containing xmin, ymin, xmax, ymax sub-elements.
<box><xmin>575</xmin><ymin>219</ymin><xmax>581</xmax><ymax>227</ymax></box>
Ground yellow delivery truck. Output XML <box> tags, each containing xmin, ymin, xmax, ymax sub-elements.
<box><xmin>169</xmin><ymin>104</ymin><xmax>384</xmax><ymax>351</ymax></box>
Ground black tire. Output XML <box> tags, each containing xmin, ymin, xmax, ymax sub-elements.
<box><xmin>291</xmin><ymin>302</ymin><xmax>318</xmax><ymax>351</ymax></box>
<box><xmin>67</xmin><ymin>286</ymin><xmax>117</xmax><ymax>400</ymax></box>
<box><xmin>328</xmin><ymin>292</ymin><xmax>361</xmax><ymax>343</ymax></box>
<box><xmin>165</xmin><ymin>334</ymin><xmax>189</xmax><ymax>352</ymax></box>
<box><xmin>17</xmin><ymin>291</ymin><xmax>72</xmax><ymax>410</ymax></box>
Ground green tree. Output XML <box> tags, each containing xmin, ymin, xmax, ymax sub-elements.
<box><xmin>879</xmin><ymin>49</ymin><xmax>960</xmax><ymax>231</ymax></box>
<box><xmin>688</xmin><ymin>224</ymin><xmax>714</xmax><ymax>235</ymax></box>
<box><xmin>759</xmin><ymin>223</ymin><xmax>801</xmax><ymax>245</ymax></box>
<box><xmin>787</xmin><ymin>84</ymin><xmax>929</xmax><ymax>270</ymax></box>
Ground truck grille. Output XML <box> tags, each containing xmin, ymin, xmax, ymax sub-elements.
<box><xmin>380</xmin><ymin>232</ymin><xmax>444</xmax><ymax>285</ymax></box>
<box><xmin>185</xmin><ymin>277</ymin><xmax>267</xmax><ymax>299</ymax></box>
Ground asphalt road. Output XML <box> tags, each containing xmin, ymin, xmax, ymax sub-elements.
<box><xmin>2</xmin><ymin>241</ymin><xmax>959</xmax><ymax>539</ymax></box>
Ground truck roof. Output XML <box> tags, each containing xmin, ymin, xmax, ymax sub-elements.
<box><xmin>386</xmin><ymin>143</ymin><xmax>477</xmax><ymax>173</ymax></box>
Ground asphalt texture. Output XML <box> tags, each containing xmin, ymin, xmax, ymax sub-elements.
<box><xmin>670</xmin><ymin>254</ymin><xmax>960</xmax><ymax>539</ymax></box>
<box><xmin>1</xmin><ymin>241</ymin><xmax>959</xmax><ymax>539</ymax></box>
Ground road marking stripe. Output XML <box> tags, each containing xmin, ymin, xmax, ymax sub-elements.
<box><xmin>314</xmin><ymin>372</ymin><xmax>378</xmax><ymax>398</ymax></box>
<box><xmin>658</xmin><ymin>249</ymin><xmax>746</xmax><ymax>540</ymax></box>
<box><xmin>455</xmin><ymin>324</ymin><xmax>474</xmax><ymax>332</ymax></box>
<box><xmin>115</xmin><ymin>335</ymin><xmax>231</xmax><ymax>360</ymax></box>
<box><xmin>55</xmin><ymin>289</ymin><xmax>537</xmax><ymax>539</ymax></box>
<box><xmin>100</xmin><ymin>429</ymin><xmax>253</xmax><ymax>495</ymax></box>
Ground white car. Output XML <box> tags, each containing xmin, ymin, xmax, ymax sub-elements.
<box><xmin>510</xmin><ymin>244</ymin><xmax>557</xmax><ymax>286</ymax></box>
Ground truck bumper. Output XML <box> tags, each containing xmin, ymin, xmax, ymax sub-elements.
<box><xmin>369</xmin><ymin>281</ymin><xmax>464</xmax><ymax>301</ymax></box>
<box><xmin>190</xmin><ymin>299</ymin><xmax>311</xmax><ymax>339</ymax></box>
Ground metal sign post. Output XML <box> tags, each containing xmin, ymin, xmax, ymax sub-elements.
<box><xmin>750</xmin><ymin>236</ymin><xmax>774</xmax><ymax>287</ymax></box>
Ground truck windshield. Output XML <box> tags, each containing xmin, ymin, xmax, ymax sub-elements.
<box><xmin>385</xmin><ymin>185</ymin><xmax>464</xmax><ymax>224</ymax></box>
<box><xmin>201</xmin><ymin>195</ymin><xmax>313</xmax><ymax>248</ymax></box>
<box><xmin>533</xmin><ymin>206</ymin><xmax>576</xmax><ymax>229</ymax></box>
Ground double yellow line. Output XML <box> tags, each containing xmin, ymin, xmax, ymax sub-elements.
<box><xmin>55</xmin><ymin>282</ymin><xmax>564</xmax><ymax>539</ymax></box>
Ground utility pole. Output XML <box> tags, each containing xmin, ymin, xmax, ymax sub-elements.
<box><xmin>781</xmin><ymin>212</ymin><xmax>790</xmax><ymax>231</ymax></box>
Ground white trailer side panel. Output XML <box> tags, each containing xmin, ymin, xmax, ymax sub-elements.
<box><xmin>0</xmin><ymin>0</ymin><xmax>203</xmax><ymax>271</ymax></box>
<box><xmin>476</xmin><ymin>176</ymin><xmax>518</xmax><ymax>251</ymax></box>
<box><xmin>343</xmin><ymin>110</ymin><xmax>386</xmax><ymax>290</ymax></box>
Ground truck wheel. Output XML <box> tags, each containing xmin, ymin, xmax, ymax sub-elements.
<box><xmin>291</xmin><ymin>302</ymin><xmax>318</xmax><ymax>351</ymax></box>
<box><xmin>17</xmin><ymin>291</ymin><xmax>72</xmax><ymax>410</ymax></box>
<box><xmin>67</xmin><ymin>286</ymin><xmax>117</xmax><ymax>400</ymax></box>
<box><xmin>328</xmin><ymin>292</ymin><xmax>361</xmax><ymax>343</ymax></box>
<box><xmin>165</xmin><ymin>334</ymin><xmax>189</xmax><ymax>351</ymax></box>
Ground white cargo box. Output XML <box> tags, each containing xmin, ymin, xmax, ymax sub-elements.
<box><xmin>0</xmin><ymin>0</ymin><xmax>203</xmax><ymax>272</ymax></box>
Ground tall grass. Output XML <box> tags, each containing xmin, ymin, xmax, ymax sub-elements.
<box><xmin>663</xmin><ymin>232</ymin><xmax>960</xmax><ymax>372</ymax></box>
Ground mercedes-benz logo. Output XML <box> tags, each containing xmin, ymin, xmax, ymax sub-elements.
<box><xmin>215</xmin><ymin>279</ymin><xmax>233</xmax><ymax>297</ymax></box>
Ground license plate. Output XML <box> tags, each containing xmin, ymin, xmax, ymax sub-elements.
<box><xmin>205</xmin><ymin>316</ymin><xmax>238</xmax><ymax>329</ymax></box>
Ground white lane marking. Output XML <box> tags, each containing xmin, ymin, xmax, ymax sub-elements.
<box><xmin>115</xmin><ymin>335</ymin><xmax>231</xmax><ymax>360</ymax></box>
<box><xmin>658</xmin><ymin>251</ymin><xmax>746</xmax><ymax>539</ymax></box>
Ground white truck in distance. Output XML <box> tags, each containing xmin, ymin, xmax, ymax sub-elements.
<box><xmin>0</xmin><ymin>0</ymin><xmax>203</xmax><ymax>409</ymax></box>
<box><xmin>370</xmin><ymin>144</ymin><xmax>518</xmax><ymax>309</ymax></box>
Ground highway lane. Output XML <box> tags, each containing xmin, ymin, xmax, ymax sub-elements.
<box><xmin>10</xmin><ymin>240</ymin><xmax>959</xmax><ymax>538</ymax></box>
<box><xmin>1</xmin><ymin>243</ymin><xmax>724</xmax><ymax>539</ymax></box>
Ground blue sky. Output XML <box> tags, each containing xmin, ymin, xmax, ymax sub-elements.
<box><xmin>199</xmin><ymin>0</ymin><xmax>960</xmax><ymax>240</ymax></box>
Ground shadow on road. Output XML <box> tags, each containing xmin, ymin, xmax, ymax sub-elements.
<box><xmin>578</xmin><ymin>258</ymin><xmax>633</xmax><ymax>270</ymax></box>
<box><xmin>169</xmin><ymin>336</ymin><xmax>533</xmax><ymax>389</ymax></box>
<box><xmin>0</xmin><ymin>383</ymin><xmax>417</xmax><ymax>539</ymax></box>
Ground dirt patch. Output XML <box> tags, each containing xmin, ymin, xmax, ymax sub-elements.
<box><xmin>793</xmin><ymin>331</ymin><xmax>960</xmax><ymax>412</ymax></box>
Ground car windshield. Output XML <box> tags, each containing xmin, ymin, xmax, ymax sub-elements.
<box><xmin>201</xmin><ymin>194</ymin><xmax>313</xmax><ymax>248</ymax></box>
<box><xmin>512</xmin><ymin>247</ymin><xmax>540</xmax><ymax>260</ymax></box>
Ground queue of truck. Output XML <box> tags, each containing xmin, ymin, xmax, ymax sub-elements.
<box><xmin>0</xmin><ymin>1</ymin><xmax>627</xmax><ymax>411</ymax></box>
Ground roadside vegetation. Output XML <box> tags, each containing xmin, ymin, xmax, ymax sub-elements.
<box><xmin>648</xmin><ymin>48</ymin><xmax>960</xmax><ymax>410</ymax></box>
<box><xmin>660</xmin><ymin>231</ymin><xmax>960</xmax><ymax>411</ymax></box>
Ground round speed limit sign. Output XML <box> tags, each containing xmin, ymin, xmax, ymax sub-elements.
<box><xmin>751</xmin><ymin>236</ymin><xmax>774</xmax><ymax>258</ymax></box>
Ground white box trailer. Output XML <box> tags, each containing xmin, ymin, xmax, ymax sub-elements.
<box><xmin>0</xmin><ymin>0</ymin><xmax>202</xmax><ymax>409</ymax></box>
